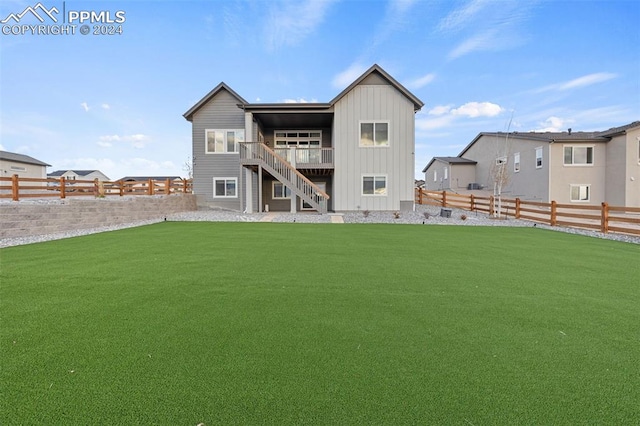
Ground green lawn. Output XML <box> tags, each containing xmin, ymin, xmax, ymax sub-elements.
<box><xmin>1</xmin><ymin>223</ymin><xmax>638</xmax><ymax>424</ymax></box>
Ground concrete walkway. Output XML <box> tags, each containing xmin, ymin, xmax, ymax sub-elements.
<box><xmin>329</xmin><ymin>214</ymin><xmax>344</xmax><ymax>224</ymax></box>
<box><xmin>259</xmin><ymin>213</ymin><xmax>278</xmax><ymax>222</ymax></box>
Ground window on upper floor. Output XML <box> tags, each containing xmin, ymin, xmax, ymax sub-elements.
<box><xmin>433</xmin><ymin>170</ymin><xmax>437</xmax><ymax>182</ymax></box>
<box><xmin>272</xmin><ymin>182</ymin><xmax>291</xmax><ymax>199</ymax></box>
<box><xmin>10</xmin><ymin>166</ymin><xmax>26</xmax><ymax>171</ymax></box>
<box><xmin>535</xmin><ymin>147</ymin><xmax>543</xmax><ymax>169</ymax></box>
<box><xmin>213</xmin><ymin>178</ymin><xmax>237</xmax><ymax>198</ymax></box>
<box><xmin>570</xmin><ymin>184</ymin><xmax>590</xmax><ymax>202</ymax></box>
<box><xmin>514</xmin><ymin>153</ymin><xmax>520</xmax><ymax>173</ymax></box>
<box><xmin>444</xmin><ymin>167</ymin><xmax>448</xmax><ymax>180</ymax></box>
<box><xmin>360</xmin><ymin>122</ymin><xmax>389</xmax><ymax>147</ymax></box>
<box><xmin>206</xmin><ymin>129</ymin><xmax>245</xmax><ymax>154</ymax></box>
<box><xmin>564</xmin><ymin>146</ymin><xmax>593</xmax><ymax>165</ymax></box>
<box><xmin>362</xmin><ymin>175</ymin><xmax>387</xmax><ymax>196</ymax></box>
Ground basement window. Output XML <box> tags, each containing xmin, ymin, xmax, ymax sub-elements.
<box><xmin>213</xmin><ymin>178</ymin><xmax>237</xmax><ymax>198</ymax></box>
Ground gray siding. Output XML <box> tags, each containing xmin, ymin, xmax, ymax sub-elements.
<box><xmin>464</xmin><ymin>135</ymin><xmax>550</xmax><ymax>201</ymax></box>
<box><xmin>549</xmin><ymin>142</ymin><xmax>607</xmax><ymax>205</ymax></box>
<box><xmin>333</xmin><ymin>84</ymin><xmax>415</xmax><ymax>211</ymax></box>
<box><xmin>191</xmin><ymin>89</ymin><xmax>245</xmax><ymax>209</ymax></box>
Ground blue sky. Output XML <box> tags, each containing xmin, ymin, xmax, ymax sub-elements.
<box><xmin>1</xmin><ymin>0</ymin><xmax>638</xmax><ymax>180</ymax></box>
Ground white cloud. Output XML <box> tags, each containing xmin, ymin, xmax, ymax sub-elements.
<box><xmin>265</xmin><ymin>0</ymin><xmax>336</xmax><ymax>51</ymax></box>
<box><xmin>0</xmin><ymin>143</ymin><xmax>4</xmax><ymax>150</ymax></box>
<box><xmin>534</xmin><ymin>72</ymin><xmax>618</xmax><ymax>93</ymax></box>
<box><xmin>428</xmin><ymin>105</ymin><xmax>452</xmax><ymax>116</ymax></box>
<box><xmin>532</xmin><ymin>116</ymin><xmax>572</xmax><ymax>132</ymax></box>
<box><xmin>416</xmin><ymin>114</ymin><xmax>455</xmax><ymax>131</ymax></box>
<box><xmin>97</xmin><ymin>141</ymin><xmax>112</xmax><ymax>148</ymax></box>
<box><xmin>98</xmin><ymin>133</ymin><xmax>150</xmax><ymax>149</ymax></box>
<box><xmin>437</xmin><ymin>0</ymin><xmax>489</xmax><ymax>33</ymax></box>
<box><xmin>451</xmin><ymin>102</ymin><xmax>504</xmax><ymax>118</ymax></box>
<box><xmin>80</xmin><ymin>102</ymin><xmax>89</xmax><ymax>112</ymax></box>
<box><xmin>58</xmin><ymin>157</ymin><xmax>116</xmax><ymax>173</ymax></box>
<box><xmin>407</xmin><ymin>73</ymin><xmax>436</xmax><ymax>90</ymax></box>
<box><xmin>332</xmin><ymin>63</ymin><xmax>368</xmax><ymax>89</ymax></box>
<box><xmin>101</xmin><ymin>103</ymin><xmax>110</xmax><ymax>110</ymax></box>
<box><xmin>282</xmin><ymin>98</ymin><xmax>318</xmax><ymax>103</ymax></box>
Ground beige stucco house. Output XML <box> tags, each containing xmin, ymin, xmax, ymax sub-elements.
<box><xmin>0</xmin><ymin>151</ymin><xmax>51</xmax><ymax>182</ymax></box>
<box><xmin>48</xmin><ymin>170</ymin><xmax>111</xmax><ymax>182</ymax></box>
<box><xmin>423</xmin><ymin>121</ymin><xmax>640</xmax><ymax>207</ymax></box>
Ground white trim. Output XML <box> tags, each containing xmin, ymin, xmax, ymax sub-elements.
<box><xmin>514</xmin><ymin>152</ymin><xmax>520</xmax><ymax>173</ymax></box>
<box><xmin>361</xmin><ymin>174</ymin><xmax>388</xmax><ymax>196</ymax></box>
<box><xmin>443</xmin><ymin>167</ymin><xmax>448</xmax><ymax>180</ymax></box>
<box><xmin>569</xmin><ymin>184</ymin><xmax>590</xmax><ymax>202</ymax></box>
<box><xmin>205</xmin><ymin>129</ymin><xmax>245</xmax><ymax>154</ymax></box>
<box><xmin>359</xmin><ymin>120</ymin><xmax>390</xmax><ymax>147</ymax></box>
<box><xmin>535</xmin><ymin>146</ymin><xmax>543</xmax><ymax>169</ymax></box>
<box><xmin>563</xmin><ymin>145</ymin><xmax>594</xmax><ymax>166</ymax></box>
<box><xmin>213</xmin><ymin>177</ymin><xmax>238</xmax><ymax>198</ymax></box>
<box><xmin>272</xmin><ymin>181</ymin><xmax>291</xmax><ymax>199</ymax></box>
<box><xmin>301</xmin><ymin>182</ymin><xmax>326</xmax><ymax>210</ymax></box>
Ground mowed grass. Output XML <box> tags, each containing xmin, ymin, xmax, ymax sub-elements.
<box><xmin>1</xmin><ymin>223</ymin><xmax>638</xmax><ymax>425</ymax></box>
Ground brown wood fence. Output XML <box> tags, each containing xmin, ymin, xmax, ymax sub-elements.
<box><xmin>415</xmin><ymin>188</ymin><xmax>640</xmax><ymax>237</ymax></box>
<box><xmin>0</xmin><ymin>175</ymin><xmax>192</xmax><ymax>201</ymax></box>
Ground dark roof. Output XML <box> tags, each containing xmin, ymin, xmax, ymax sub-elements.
<box><xmin>118</xmin><ymin>176</ymin><xmax>183</xmax><ymax>181</ymax></box>
<box><xmin>48</xmin><ymin>170</ymin><xmax>102</xmax><ymax>177</ymax></box>
<box><xmin>598</xmin><ymin>120</ymin><xmax>640</xmax><ymax>136</ymax></box>
<box><xmin>421</xmin><ymin>156</ymin><xmax>477</xmax><ymax>173</ymax></box>
<box><xmin>0</xmin><ymin>150</ymin><xmax>51</xmax><ymax>167</ymax></box>
<box><xmin>458</xmin><ymin>120</ymin><xmax>640</xmax><ymax>157</ymax></box>
<box><xmin>183</xmin><ymin>82</ymin><xmax>248</xmax><ymax>122</ymax></box>
<box><xmin>330</xmin><ymin>64</ymin><xmax>424</xmax><ymax>111</ymax></box>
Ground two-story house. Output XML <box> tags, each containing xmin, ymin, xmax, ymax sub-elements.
<box><xmin>183</xmin><ymin>64</ymin><xmax>424</xmax><ymax>213</ymax></box>
<box><xmin>422</xmin><ymin>121</ymin><xmax>640</xmax><ymax>207</ymax></box>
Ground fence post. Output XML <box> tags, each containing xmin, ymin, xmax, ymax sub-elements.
<box><xmin>601</xmin><ymin>202</ymin><xmax>609</xmax><ymax>233</ymax></box>
<box><xmin>165</xmin><ymin>178</ymin><xmax>171</xmax><ymax>195</ymax></box>
<box><xmin>550</xmin><ymin>201</ymin><xmax>557</xmax><ymax>226</ymax></box>
<box><xmin>183</xmin><ymin>179</ymin><xmax>188</xmax><ymax>194</ymax></box>
<box><xmin>442</xmin><ymin>191</ymin><xmax>447</xmax><ymax>207</ymax></box>
<box><xmin>148</xmin><ymin>179</ymin><xmax>154</xmax><ymax>196</ymax></box>
<box><xmin>60</xmin><ymin>176</ymin><xmax>66</xmax><ymax>199</ymax></box>
<box><xmin>118</xmin><ymin>180</ymin><xmax>124</xmax><ymax>197</ymax></box>
<box><xmin>11</xmin><ymin>174</ymin><xmax>19</xmax><ymax>201</ymax></box>
<box><xmin>470</xmin><ymin>193</ymin><xmax>475</xmax><ymax>211</ymax></box>
<box><xmin>515</xmin><ymin>198</ymin><xmax>521</xmax><ymax>219</ymax></box>
<box><xmin>94</xmin><ymin>178</ymin><xmax>99</xmax><ymax>196</ymax></box>
<box><xmin>489</xmin><ymin>196</ymin><xmax>494</xmax><ymax>216</ymax></box>
<box><xmin>419</xmin><ymin>189</ymin><xmax>424</xmax><ymax>205</ymax></box>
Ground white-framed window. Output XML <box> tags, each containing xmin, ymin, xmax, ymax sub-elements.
<box><xmin>564</xmin><ymin>146</ymin><xmax>594</xmax><ymax>165</ymax></box>
<box><xmin>362</xmin><ymin>175</ymin><xmax>387</xmax><ymax>196</ymax></box>
<box><xmin>495</xmin><ymin>156</ymin><xmax>507</xmax><ymax>166</ymax></box>
<box><xmin>205</xmin><ymin>129</ymin><xmax>245</xmax><ymax>154</ymax></box>
<box><xmin>535</xmin><ymin>147</ymin><xmax>543</xmax><ymax>169</ymax></box>
<box><xmin>514</xmin><ymin>152</ymin><xmax>520</xmax><ymax>172</ymax></box>
<box><xmin>10</xmin><ymin>166</ymin><xmax>26</xmax><ymax>171</ymax></box>
<box><xmin>570</xmin><ymin>184</ymin><xmax>590</xmax><ymax>202</ymax></box>
<box><xmin>360</xmin><ymin>121</ymin><xmax>389</xmax><ymax>147</ymax></box>
<box><xmin>444</xmin><ymin>167</ymin><xmax>448</xmax><ymax>180</ymax></box>
<box><xmin>433</xmin><ymin>170</ymin><xmax>437</xmax><ymax>182</ymax></box>
<box><xmin>213</xmin><ymin>178</ymin><xmax>237</xmax><ymax>198</ymax></box>
<box><xmin>272</xmin><ymin>182</ymin><xmax>291</xmax><ymax>199</ymax></box>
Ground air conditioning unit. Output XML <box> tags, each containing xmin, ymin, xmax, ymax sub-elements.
<box><xmin>467</xmin><ymin>183</ymin><xmax>482</xmax><ymax>190</ymax></box>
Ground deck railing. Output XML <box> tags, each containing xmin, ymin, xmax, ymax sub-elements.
<box><xmin>239</xmin><ymin>142</ymin><xmax>329</xmax><ymax>213</ymax></box>
<box><xmin>272</xmin><ymin>147</ymin><xmax>334</xmax><ymax>168</ymax></box>
<box><xmin>415</xmin><ymin>188</ymin><xmax>640</xmax><ymax>237</ymax></box>
<box><xmin>0</xmin><ymin>175</ymin><xmax>192</xmax><ymax>201</ymax></box>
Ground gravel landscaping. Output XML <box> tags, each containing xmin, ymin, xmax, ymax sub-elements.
<box><xmin>1</xmin><ymin>204</ymin><xmax>638</xmax><ymax>248</ymax></box>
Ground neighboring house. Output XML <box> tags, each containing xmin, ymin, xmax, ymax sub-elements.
<box><xmin>48</xmin><ymin>170</ymin><xmax>111</xmax><ymax>182</ymax></box>
<box><xmin>0</xmin><ymin>151</ymin><xmax>51</xmax><ymax>183</ymax></box>
<box><xmin>421</xmin><ymin>157</ymin><xmax>477</xmax><ymax>191</ymax></box>
<box><xmin>423</xmin><ymin>121</ymin><xmax>640</xmax><ymax>207</ymax></box>
<box><xmin>415</xmin><ymin>179</ymin><xmax>425</xmax><ymax>189</ymax></box>
<box><xmin>183</xmin><ymin>64</ymin><xmax>424</xmax><ymax>213</ymax></box>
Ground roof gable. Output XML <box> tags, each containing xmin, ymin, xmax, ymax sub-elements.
<box><xmin>183</xmin><ymin>82</ymin><xmax>248</xmax><ymax>122</ymax></box>
<box><xmin>330</xmin><ymin>64</ymin><xmax>424</xmax><ymax>111</ymax></box>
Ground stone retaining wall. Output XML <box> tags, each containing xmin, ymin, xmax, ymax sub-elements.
<box><xmin>0</xmin><ymin>195</ymin><xmax>197</xmax><ymax>239</ymax></box>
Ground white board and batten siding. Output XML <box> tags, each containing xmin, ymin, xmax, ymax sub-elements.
<box><xmin>191</xmin><ymin>89</ymin><xmax>245</xmax><ymax>209</ymax></box>
<box><xmin>333</xmin><ymin>84</ymin><xmax>415</xmax><ymax>211</ymax></box>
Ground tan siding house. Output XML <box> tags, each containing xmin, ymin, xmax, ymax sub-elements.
<box><xmin>0</xmin><ymin>151</ymin><xmax>51</xmax><ymax>183</ymax></box>
<box><xmin>423</xmin><ymin>121</ymin><xmax>640</xmax><ymax>207</ymax></box>
<box><xmin>184</xmin><ymin>64</ymin><xmax>424</xmax><ymax>212</ymax></box>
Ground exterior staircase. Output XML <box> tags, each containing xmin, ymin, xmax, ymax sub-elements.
<box><xmin>239</xmin><ymin>142</ymin><xmax>329</xmax><ymax>213</ymax></box>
